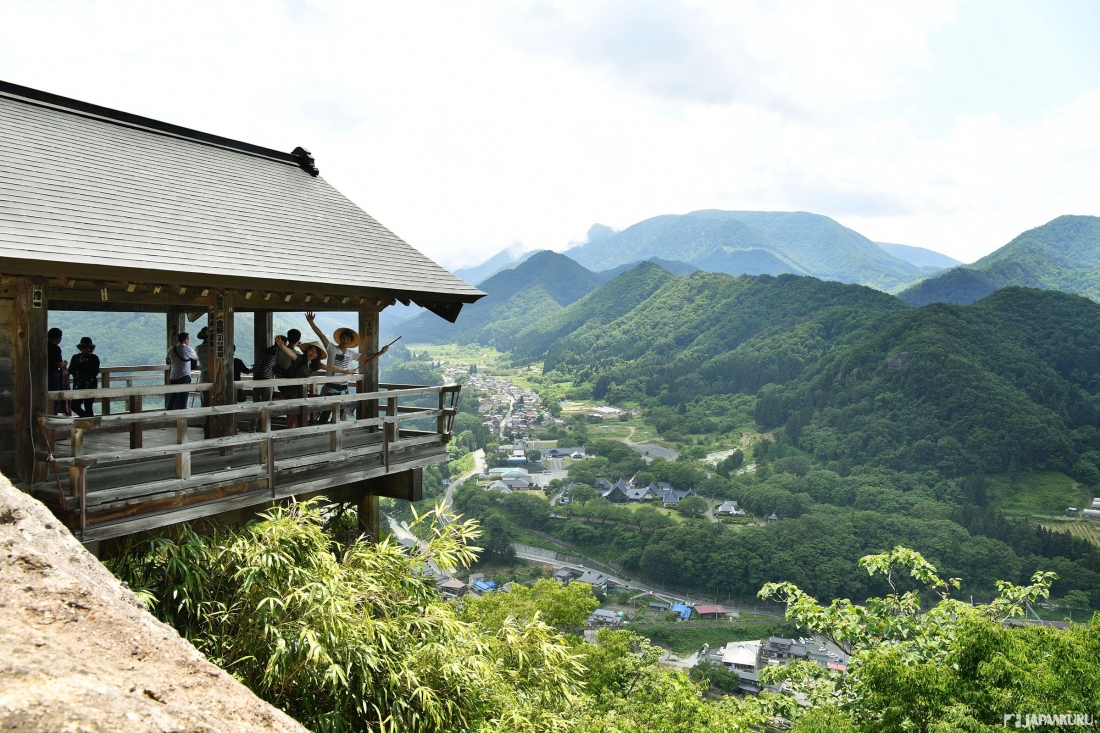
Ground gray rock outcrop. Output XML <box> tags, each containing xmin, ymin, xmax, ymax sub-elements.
<box><xmin>0</xmin><ymin>473</ymin><xmax>308</xmax><ymax>733</ymax></box>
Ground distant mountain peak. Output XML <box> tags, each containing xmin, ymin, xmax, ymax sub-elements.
<box><xmin>564</xmin><ymin>209</ymin><xmax>926</xmax><ymax>291</ymax></box>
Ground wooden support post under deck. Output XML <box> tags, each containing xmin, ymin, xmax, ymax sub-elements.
<box><xmin>13</xmin><ymin>278</ymin><xmax>48</xmax><ymax>482</ymax></box>
<box><xmin>129</xmin><ymin>394</ymin><xmax>143</xmax><ymax>449</ymax></box>
<box><xmin>358</xmin><ymin>492</ymin><xmax>380</xmax><ymax>544</ymax></box>
<box><xmin>357</xmin><ymin>304</ymin><xmax>380</xmax><ymax>424</ymax></box>
<box><xmin>330</xmin><ymin>402</ymin><xmax>343</xmax><ymax>452</ymax></box>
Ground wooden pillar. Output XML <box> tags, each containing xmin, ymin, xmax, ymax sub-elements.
<box><xmin>357</xmin><ymin>304</ymin><xmax>381</xmax><ymax>543</ymax></box>
<box><xmin>253</xmin><ymin>309</ymin><xmax>273</xmax><ymax>367</ymax></box>
<box><xmin>166</xmin><ymin>308</ymin><xmax>186</xmax><ymax>352</ymax></box>
<box><xmin>13</xmin><ymin>278</ymin><xmax>48</xmax><ymax>482</ymax></box>
<box><xmin>357</xmin><ymin>303</ymin><xmax>380</xmax><ymax>422</ymax></box>
<box><xmin>358</xmin><ymin>492</ymin><xmax>380</xmax><ymax>544</ymax></box>
<box><xmin>207</xmin><ymin>290</ymin><xmax>235</xmax><ymax>437</ymax></box>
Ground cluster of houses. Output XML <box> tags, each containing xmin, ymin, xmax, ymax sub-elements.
<box><xmin>433</xmin><ymin>572</ymin><xmax>500</xmax><ymax>598</ymax></box>
<box><xmin>563</xmin><ymin>476</ymin><xmax>700</xmax><ymax>508</ymax></box>
<box><xmin>702</xmin><ymin>636</ymin><xmax>848</xmax><ymax>694</ymax></box>
<box><xmin>464</xmin><ymin>374</ymin><xmax>550</xmax><ymax>436</ymax></box>
<box><xmin>644</xmin><ymin>601</ymin><xmax>729</xmax><ymax>620</ymax></box>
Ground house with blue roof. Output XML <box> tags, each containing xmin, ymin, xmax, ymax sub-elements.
<box><xmin>671</xmin><ymin>604</ymin><xmax>692</xmax><ymax>620</ymax></box>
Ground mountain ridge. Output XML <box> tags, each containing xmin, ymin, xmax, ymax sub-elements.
<box><xmin>565</xmin><ymin>209</ymin><xmax>938</xmax><ymax>290</ymax></box>
<box><xmin>899</xmin><ymin>215</ymin><xmax>1100</xmax><ymax>306</ymax></box>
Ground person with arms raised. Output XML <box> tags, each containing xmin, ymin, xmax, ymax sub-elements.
<box><xmin>305</xmin><ymin>312</ymin><xmax>390</xmax><ymax>424</ymax></box>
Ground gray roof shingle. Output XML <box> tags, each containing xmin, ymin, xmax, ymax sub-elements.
<box><xmin>0</xmin><ymin>81</ymin><xmax>485</xmax><ymax>319</ymax></box>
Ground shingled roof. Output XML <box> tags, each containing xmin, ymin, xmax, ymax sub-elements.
<box><xmin>0</xmin><ymin>80</ymin><xmax>485</xmax><ymax>321</ymax></box>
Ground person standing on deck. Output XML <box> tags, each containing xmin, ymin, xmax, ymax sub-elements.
<box><xmin>47</xmin><ymin>328</ymin><xmax>65</xmax><ymax>414</ymax></box>
<box><xmin>166</xmin><ymin>332</ymin><xmax>199</xmax><ymax>410</ymax></box>
<box><xmin>195</xmin><ymin>326</ymin><xmax>210</xmax><ymax>382</ymax></box>
<box><xmin>305</xmin><ymin>312</ymin><xmax>390</xmax><ymax>424</ymax></box>
<box><xmin>68</xmin><ymin>337</ymin><xmax>100</xmax><ymax>418</ymax></box>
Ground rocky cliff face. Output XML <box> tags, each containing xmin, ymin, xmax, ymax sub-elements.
<box><xmin>0</xmin><ymin>474</ymin><xmax>308</xmax><ymax>733</ymax></box>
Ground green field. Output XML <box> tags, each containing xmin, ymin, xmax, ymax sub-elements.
<box><xmin>620</xmin><ymin>501</ymin><xmax>685</xmax><ymax>523</ymax></box>
<box><xmin>1048</xmin><ymin>519</ymin><xmax>1100</xmax><ymax>547</ymax></box>
<box><xmin>407</xmin><ymin>343</ymin><xmax>506</xmax><ymax>365</ymax></box>
<box><xmin>987</xmin><ymin>471</ymin><xmax>1093</xmax><ymax>518</ymax></box>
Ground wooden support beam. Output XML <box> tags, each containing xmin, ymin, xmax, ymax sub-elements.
<box><xmin>208</xmin><ymin>290</ymin><xmax>235</xmax><ymax>438</ymax></box>
<box><xmin>358</xmin><ymin>303</ymin><xmax>380</xmax><ymax>424</ymax></box>
<box><xmin>175</xmin><ymin>418</ymin><xmax>190</xmax><ymax>480</ymax></box>
<box><xmin>13</xmin><ymin>278</ymin><xmax>48</xmax><ymax>482</ymax></box>
<box><xmin>170</xmin><ymin>284</ymin><xmax>187</xmax><ymax>295</ymax></box>
<box><xmin>358</xmin><ymin>493</ymin><xmax>380</xmax><ymax>544</ymax></box>
<box><xmin>254</xmin><ymin>309</ymin><xmax>273</xmax><ymax>369</ymax></box>
<box><xmin>57</xmin><ymin>276</ymin><xmax>75</xmax><ymax>288</ymax></box>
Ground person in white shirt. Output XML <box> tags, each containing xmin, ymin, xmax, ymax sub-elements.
<box><xmin>305</xmin><ymin>312</ymin><xmax>390</xmax><ymax>424</ymax></box>
<box><xmin>166</xmin><ymin>332</ymin><xmax>199</xmax><ymax>410</ymax></box>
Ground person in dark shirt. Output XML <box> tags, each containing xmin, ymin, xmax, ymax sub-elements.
<box><xmin>68</xmin><ymin>337</ymin><xmax>101</xmax><ymax>418</ymax></box>
<box><xmin>47</xmin><ymin>327</ymin><xmax>64</xmax><ymax>414</ymax></box>
<box><xmin>233</xmin><ymin>357</ymin><xmax>253</xmax><ymax>402</ymax></box>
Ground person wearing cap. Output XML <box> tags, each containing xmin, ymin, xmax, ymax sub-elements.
<box><xmin>305</xmin><ymin>312</ymin><xmax>391</xmax><ymax>424</ymax></box>
<box><xmin>68</xmin><ymin>336</ymin><xmax>100</xmax><ymax>418</ymax></box>
<box><xmin>195</xmin><ymin>325</ymin><xmax>210</xmax><ymax>381</ymax></box>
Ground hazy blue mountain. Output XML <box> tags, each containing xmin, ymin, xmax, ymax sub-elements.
<box><xmin>596</xmin><ymin>258</ymin><xmax>698</xmax><ymax>281</ymax></box>
<box><xmin>398</xmin><ymin>250</ymin><xmax>602</xmax><ymax>345</ymax></box>
<box><xmin>876</xmin><ymin>242</ymin><xmax>961</xmax><ymax>270</ymax></box>
<box><xmin>452</xmin><ymin>248</ymin><xmax>537</xmax><ymax>287</ymax></box>
<box><xmin>899</xmin><ymin>215</ymin><xmax>1100</xmax><ymax>306</ymax></box>
<box><xmin>564</xmin><ymin>210</ymin><xmax>926</xmax><ymax>290</ymax></box>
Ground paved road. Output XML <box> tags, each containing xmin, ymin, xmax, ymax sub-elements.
<box><xmin>623</xmin><ymin>426</ymin><xmax>679</xmax><ymax>462</ymax></box>
<box><xmin>440</xmin><ymin>448</ymin><xmax>485</xmax><ymax>515</ymax></box>
<box><xmin>498</xmin><ymin>397</ymin><xmax>514</xmax><ymax>440</ymax></box>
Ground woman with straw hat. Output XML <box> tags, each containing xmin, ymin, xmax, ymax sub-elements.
<box><xmin>305</xmin><ymin>312</ymin><xmax>391</xmax><ymax>424</ymax></box>
<box><xmin>274</xmin><ymin>337</ymin><xmax>350</xmax><ymax>428</ymax></box>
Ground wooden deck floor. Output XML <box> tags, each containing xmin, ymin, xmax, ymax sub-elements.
<box><xmin>34</xmin><ymin>423</ymin><xmax>447</xmax><ymax>543</ymax></box>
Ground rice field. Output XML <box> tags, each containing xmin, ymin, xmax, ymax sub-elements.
<box><xmin>1049</xmin><ymin>520</ymin><xmax>1100</xmax><ymax>547</ymax></box>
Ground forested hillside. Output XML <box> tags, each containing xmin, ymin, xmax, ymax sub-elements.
<box><xmin>396</xmin><ymin>250</ymin><xmax>602</xmax><ymax>345</ymax></box>
<box><xmin>565</xmin><ymin>210</ymin><xmax>939</xmax><ymax>290</ymax></box>
<box><xmin>900</xmin><ymin>215</ymin><xmax>1100</xmax><ymax>305</ymax></box>
<box><xmin>542</xmin><ymin>272</ymin><xmax>910</xmax><ymax>404</ymax></box>
<box><xmin>757</xmin><ymin>287</ymin><xmax>1100</xmax><ymax>482</ymax></box>
<box><xmin>510</xmin><ymin>261</ymin><xmax>679</xmax><ymax>358</ymax></box>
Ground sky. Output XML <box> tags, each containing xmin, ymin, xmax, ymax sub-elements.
<box><xmin>3</xmin><ymin>0</ymin><xmax>1099</xmax><ymax>268</ymax></box>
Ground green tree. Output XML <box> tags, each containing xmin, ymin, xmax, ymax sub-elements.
<box><xmin>108</xmin><ymin>501</ymin><xmax>583</xmax><ymax>733</ymax></box>
<box><xmin>460</xmin><ymin>578</ymin><xmax>598</xmax><ymax>631</ymax></box>
<box><xmin>569</xmin><ymin>484</ymin><xmax>598</xmax><ymax>506</ymax></box>
<box><xmin>676</xmin><ymin>496</ymin><xmax>709</xmax><ymax>518</ymax></box>
<box><xmin>758</xmin><ymin>546</ymin><xmax>1100</xmax><ymax>732</ymax></box>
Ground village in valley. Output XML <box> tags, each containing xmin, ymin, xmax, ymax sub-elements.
<box><xmin>404</xmin><ymin>349</ymin><xmax>826</xmax><ymax>697</ymax></box>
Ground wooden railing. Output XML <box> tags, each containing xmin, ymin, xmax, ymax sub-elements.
<box><xmin>39</xmin><ymin>379</ymin><xmax>460</xmax><ymax>538</ymax></box>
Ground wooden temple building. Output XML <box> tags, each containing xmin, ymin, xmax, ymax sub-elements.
<box><xmin>0</xmin><ymin>80</ymin><xmax>485</xmax><ymax>551</ymax></box>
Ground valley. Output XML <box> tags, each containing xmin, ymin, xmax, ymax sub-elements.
<box><xmin>386</xmin><ymin>211</ymin><xmax>1100</xmax><ymax>629</ymax></box>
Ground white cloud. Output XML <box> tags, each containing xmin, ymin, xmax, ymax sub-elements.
<box><xmin>1</xmin><ymin>0</ymin><xmax>1098</xmax><ymax>269</ymax></box>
